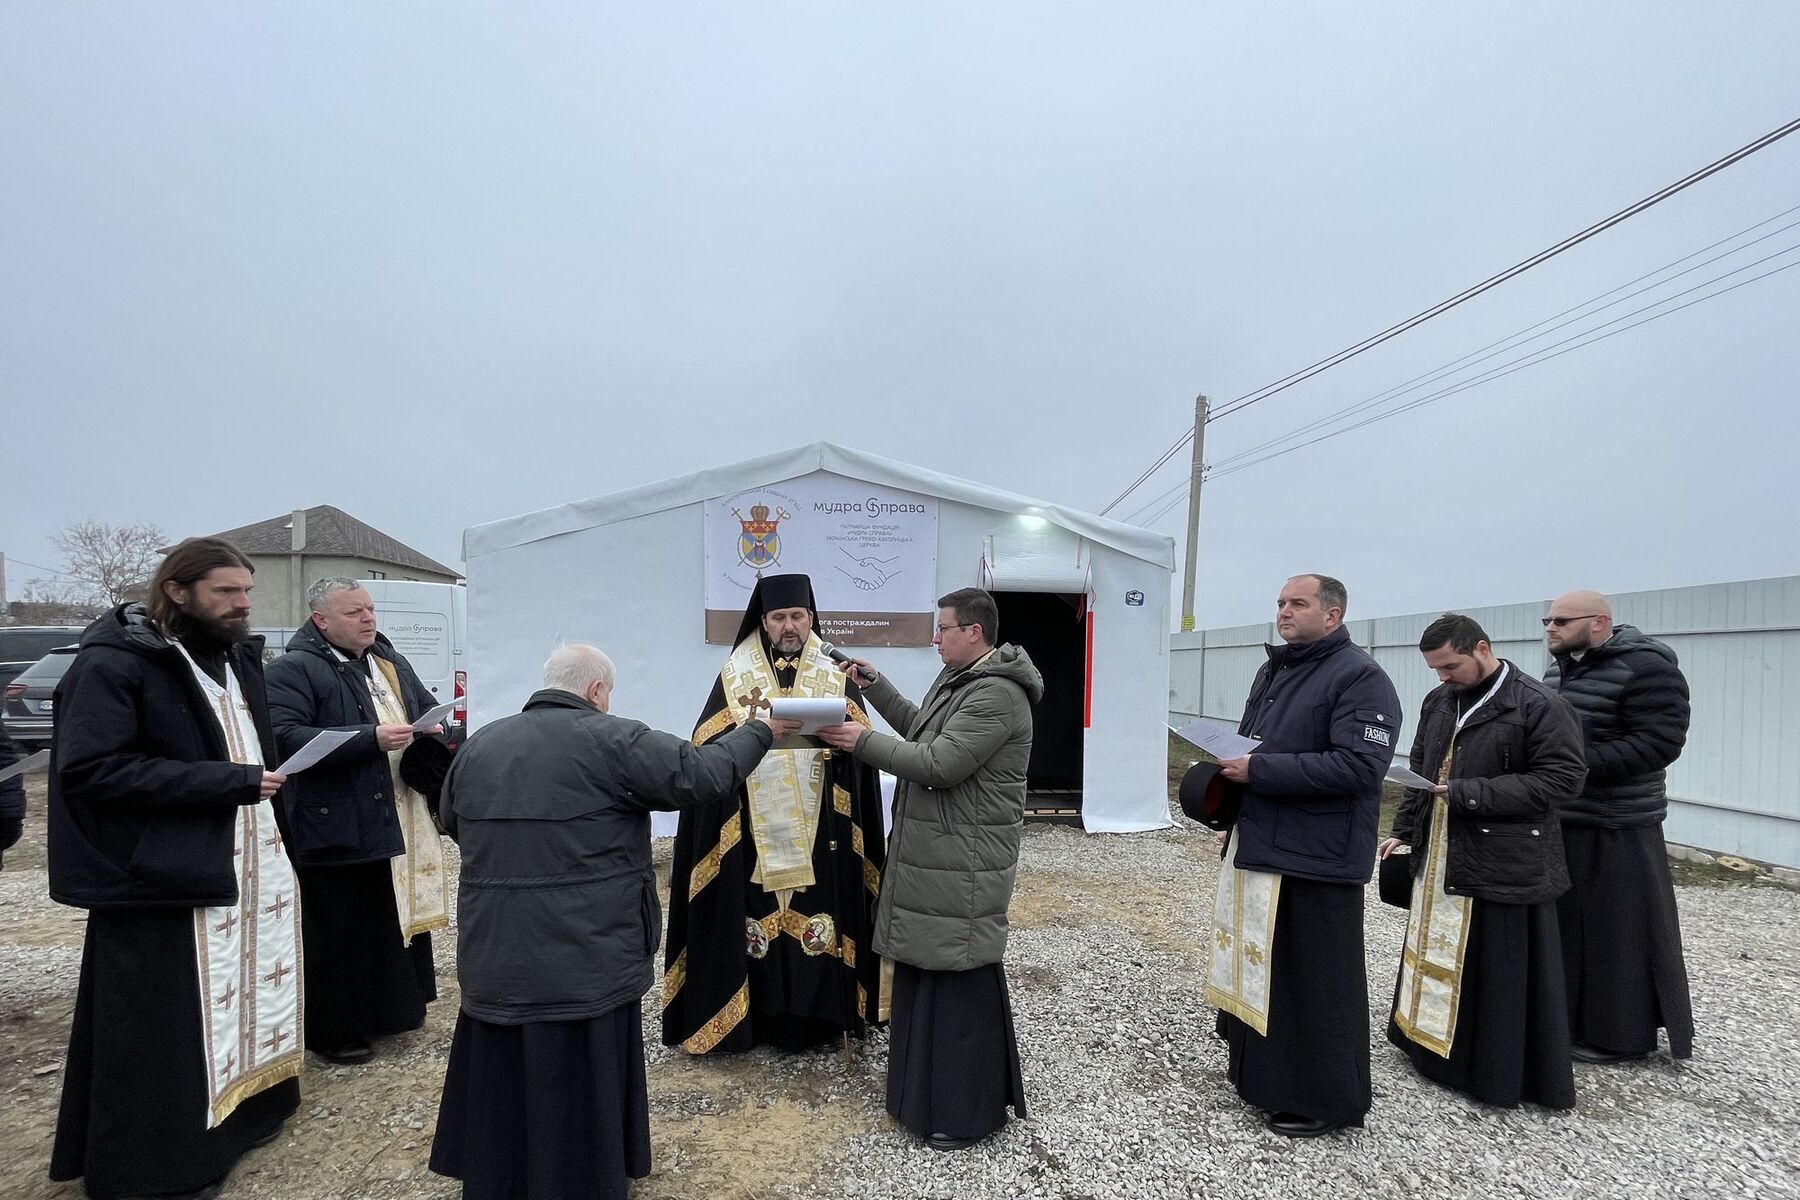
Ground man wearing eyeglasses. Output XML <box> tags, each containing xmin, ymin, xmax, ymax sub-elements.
<box><xmin>1541</xmin><ymin>590</ymin><xmax>1694</xmax><ymax>1064</ymax></box>
<box><xmin>816</xmin><ymin>587</ymin><xmax>1041</xmax><ymax>1152</ymax></box>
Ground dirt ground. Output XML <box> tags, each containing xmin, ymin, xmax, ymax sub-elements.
<box><xmin>1</xmin><ymin>775</ymin><xmax>1214</xmax><ymax>1200</ymax></box>
<box><xmin>3</xmin><ymin>743</ymin><xmax>1788</xmax><ymax>1199</ymax></box>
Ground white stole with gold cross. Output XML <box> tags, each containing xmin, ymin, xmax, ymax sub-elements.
<box><xmin>1393</xmin><ymin>662</ymin><xmax>1509</xmax><ymax>1057</ymax></box>
<box><xmin>362</xmin><ymin>656</ymin><xmax>450</xmax><ymax>944</ymax></box>
<box><xmin>1204</xmin><ymin>827</ymin><xmax>1283</xmax><ymax>1034</ymax></box>
<box><xmin>174</xmin><ymin>643</ymin><xmax>303</xmax><ymax>1128</ymax></box>
<box><xmin>720</xmin><ymin>632</ymin><xmax>846</xmax><ymax>910</ymax></box>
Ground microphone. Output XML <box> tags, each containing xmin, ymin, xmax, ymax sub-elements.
<box><xmin>817</xmin><ymin>641</ymin><xmax>874</xmax><ymax>685</ymax></box>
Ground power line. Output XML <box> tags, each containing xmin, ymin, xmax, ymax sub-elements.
<box><xmin>1127</xmin><ymin>248</ymin><xmax>1800</xmax><ymax>525</ymax></box>
<box><xmin>4</xmin><ymin>557</ymin><xmax>70</xmax><ymax>578</ymax></box>
<box><xmin>1204</xmin><ymin>253</ymin><xmax>1800</xmax><ymax>482</ymax></box>
<box><xmin>1207</xmin><ymin>207</ymin><xmax>1800</xmax><ymax>472</ymax></box>
<box><xmin>1099</xmin><ymin>115</ymin><xmax>1800</xmax><ymax>514</ymax></box>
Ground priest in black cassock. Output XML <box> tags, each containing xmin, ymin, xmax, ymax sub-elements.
<box><xmin>1208</xmin><ymin>574</ymin><xmax>1401</xmax><ymax>1137</ymax></box>
<box><xmin>1381</xmin><ymin>614</ymin><xmax>1582</xmax><ymax>1110</ymax></box>
<box><xmin>265</xmin><ymin>578</ymin><xmax>448</xmax><ymax>1065</ymax></box>
<box><xmin>49</xmin><ymin>539</ymin><xmax>302</xmax><ymax>1199</ymax></box>
<box><xmin>662</xmin><ymin>573</ymin><xmax>889</xmax><ymax>1054</ymax></box>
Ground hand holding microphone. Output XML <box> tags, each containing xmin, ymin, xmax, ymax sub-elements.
<box><xmin>818</xmin><ymin>640</ymin><xmax>878</xmax><ymax>687</ymax></box>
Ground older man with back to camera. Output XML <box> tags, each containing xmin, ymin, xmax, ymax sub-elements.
<box><xmin>427</xmin><ymin>643</ymin><xmax>795</xmax><ymax>1200</ymax></box>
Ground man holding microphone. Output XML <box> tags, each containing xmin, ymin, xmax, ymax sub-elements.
<box><xmin>817</xmin><ymin>586</ymin><xmax>1041</xmax><ymax>1152</ymax></box>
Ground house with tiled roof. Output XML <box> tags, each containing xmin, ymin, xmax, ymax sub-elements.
<box><xmin>173</xmin><ymin>506</ymin><xmax>461</xmax><ymax>628</ymax></box>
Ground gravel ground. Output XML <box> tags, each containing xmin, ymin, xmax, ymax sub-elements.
<box><xmin>3</xmin><ymin>773</ymin><xmax>1798</xmax><ymax>1200</ymax></box>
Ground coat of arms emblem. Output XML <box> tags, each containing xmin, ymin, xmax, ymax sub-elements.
<box><xmin>733</xmin><ymin>503</ymin><xmax>791</xmax><ymax>574</ymax></box>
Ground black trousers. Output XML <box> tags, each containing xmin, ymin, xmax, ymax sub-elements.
<box><xmin>886</xmin><ymin>961</ymin><xmax>1028</xmax><ymax>1140</ymax></box>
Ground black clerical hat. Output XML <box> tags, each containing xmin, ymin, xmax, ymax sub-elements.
<box><xmin>1178</xmin><ymin>761</ymin><xmax>1241</xmax><ymax>831</ymax></box>
<box><xmin>399</xmin><ymin>735</ymin><xmax>455</xmax><ymax>811</ymax></box>
<box><xmin>1378</xmin><ymin>849</ymin><xmax>1415</xmax><ymax>909</ymax></box>
<box><xmin>731</xmin><ymin>573</ymin><xmax>820</xmax><ymax>648</ymax></box>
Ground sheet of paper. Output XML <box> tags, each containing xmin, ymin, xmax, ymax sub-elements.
<box><xmin>410</xmin><ymin>701</ymin><xmax>458</xmax><ymax>732</ymax></box>
<box><xmin>1386</xmin><ymin>762</ymin><xmax>1439</xmax><ymax>790</ymax></box>
<box><xmin>273</xmin><ymin>729</ymin><xmax>359</xmax><ymax>776</ymax></box>
<box><xmin>0</xmin><ymin>749</ymin><xmax>50</xmax><ymax>785</ymax></box>
<box><xmin>1173</xmin><ymin>717</ymin><xmax>1259</xmax><ymax>761</ymax></box>
<box><xmin>768</xmin><ymin>697</ymin><xmax>847</xmax><ymax>735</ymax></box>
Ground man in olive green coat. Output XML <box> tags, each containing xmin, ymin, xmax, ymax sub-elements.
<box><xmin>818</xmin><ymin>587</ymin><xmax>1043</xmax><ymax>1151</ymax></box>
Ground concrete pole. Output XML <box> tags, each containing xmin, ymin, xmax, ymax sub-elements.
<box><xmin>1179</xmin><ymin>394</ymin><xmax>1209</xmax><ymax>632</ymax></box>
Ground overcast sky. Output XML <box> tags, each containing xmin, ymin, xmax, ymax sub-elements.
<box><xmin>3</xmin><ymin>2</ymin><xmax>1796</xmax><ymax>628</ymax></box>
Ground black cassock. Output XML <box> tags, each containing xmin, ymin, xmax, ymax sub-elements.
<box><xmin>661</xmin><ymin>659</ymin><xmax>887</xmax><ymax>1054</ymax></box>
<box><xmin>51</xmin><ymin>908</ymin><xmax>300</xmax><ymax>1199</ymax></box>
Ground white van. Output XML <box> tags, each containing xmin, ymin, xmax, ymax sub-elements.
<box><xmin>358</xmin><ymin>579</ymin><xmax>469</xmax><ymax>744</ymax></box>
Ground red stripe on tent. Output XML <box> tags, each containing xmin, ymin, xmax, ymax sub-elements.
<box><xmin>1083</xmin><ymin>612</ymin><xmax>1094</xmax><ymax>729</ymax></box>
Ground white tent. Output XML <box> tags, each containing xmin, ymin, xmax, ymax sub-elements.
<box><xmin>461</xmin><ymin>442</ymin><xmax>1175</xmax><ymax>833</ymax></box>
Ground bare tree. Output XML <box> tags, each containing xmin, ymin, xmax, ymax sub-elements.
<box><xmin>50</xmin><ymin>521</ymin><xmax>167</xmax><ymax>606</ymax></box>
<box><xmin>9</xmin><ymin>579</ymin><xmax>107</xmax><ymax>624</ymax></box>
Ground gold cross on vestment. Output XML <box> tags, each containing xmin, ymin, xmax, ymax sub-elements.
<box><xmin>263</xmin><ymin>894</ymin><xmax>292</xmax><ymax>920</ymax></box>
<box><xmin>1216</xmin><ymin>928</ymin><xmax>1232</xmax><ymax>951</ymax></box>
<box><xmin>215</xmin><ymin>983</ymin><xmax>237</xmax><ymax>1009</ymax></box>
<box><xmin>736</xmin><ymin>686</ymin><xmax>770</xmax><ymax>714</ymax></box>
<box><xmin>213</xmin><ymin>911</ymin><xmax>239</xmax><ymax>936</ymax></box>
<box><xmin>263</xmin><ymin>1028</ymin><xmax>290</xmax><ymax>1054</ymax></box>
<box><xmin>219</xmin><ymin>1053</ymin><xmax>236</xmax><ymax>1078</ymax></box>
<box><xmin>419</xmin><ymin>862</ymin><xmax>440</xmax><ymax>877</ymax></box>
<box><xmin>263</xmin><ymin>960</ymin><xmax>293</xmax><ymax>988</ymax></box>
<box><xmin>1244</xmin><ymin>944</ymin><xmax>1265</xmax><ymax>966</ymax></box>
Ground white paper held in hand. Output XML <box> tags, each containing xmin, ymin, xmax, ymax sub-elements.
<box><xmin>1386</xmin><ymin>762</ymin><xmax>1439</xmax><ymax>790</ymax></box>
<box><xmin>767</xmin><ymin>697</ymin><xmax>848</xmax><ymax>735</ymax></box>
<box><xmin>410</xmin><ymin>700</ymin><xmax>457</xmax><ymax>733</ymax></box>
<box><xmin>273</xmin><ymin>729</ymin><xmax>360</xmax><ymax>776</ymax></box>
<box><xmin>1174</xmin><ymin>717</ymin><xmax>1259</xmax><ymax>761</ymax></box>
<box><xmin>0</xmin><ymin>748</ymin><xmax>50</xmax><ymax>785</ymax></box>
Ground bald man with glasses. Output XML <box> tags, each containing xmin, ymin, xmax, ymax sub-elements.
<box><xmin>1541</xmin><ymin>590</ymin><xmax>1694</xmax><ymax>1064</ymax></box>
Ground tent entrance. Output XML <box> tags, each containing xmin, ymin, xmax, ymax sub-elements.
<box><xmin>992</xmin><ymin>591</ymin><xmax>1086</xmax><ymax>824</ymax></box>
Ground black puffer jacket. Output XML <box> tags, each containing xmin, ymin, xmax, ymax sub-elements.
<box><xmin>264</xmin><ymin>622</ymin><xmax>437</xmax><ymax>866</ymax></box>
<box><xmin>441</xmin><ymin>689</ymin><xmax>773</xmax><ymax>1024</ymax></box>
<box><xmin>1392</xmin><ymin>662</ymin><xmax>1585</xmax><ymax>904</ymax></box>
<box><xmin>1234</xmin><ymin>627</ymin><xmax>1403</xmax><ymax>885</ymax></box>
<box><xmin>47</xmin><ymin>604</ymin><xmax>274</xmax><ymax>909</ymax></box>
<box><xmin>1543</xmin><ymin>626</ymin><xmax>1690</xmax><ymax>828</ymax></box>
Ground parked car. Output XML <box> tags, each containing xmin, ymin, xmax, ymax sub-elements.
<box><xmin>0</xmin><ymin>626</ymin><xmax>85</xmax><ymax>693</ymax></box>
<box><xmin>3</xmin><ymin>645</ymin><xmax>77</xmax><ymax>751</ymax></box>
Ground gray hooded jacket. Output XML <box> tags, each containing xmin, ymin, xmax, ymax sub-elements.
<box><xmin>855</xmin><ymin>644</ymin><xmax>1044</xmax><ymax>972</ymax></box>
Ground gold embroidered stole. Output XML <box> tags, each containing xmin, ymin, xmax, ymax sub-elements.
<box><xmin>1204</xmin><ymin>828</ymin><xmax>1282</xmax><ymax>1035</ymax></box>
<box><xmin>367</xmin><ymin>656</ymin><xmax>450</xmax><ymax>943</ymax></box>
<box><xmin>720</xmin><ymin>633</ymin><xmax>845</xmax><ymax>909</ymax></box>
<box><xmin>176</xmin><ymin>645</ymin><xmax>303</xmax><ymax>1128</ymax></box>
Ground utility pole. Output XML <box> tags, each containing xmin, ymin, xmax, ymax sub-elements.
<box><xmin>1179</xmin><ymin>394</ymin><xmax>1208</xmax><ymax>632</ymax></box>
